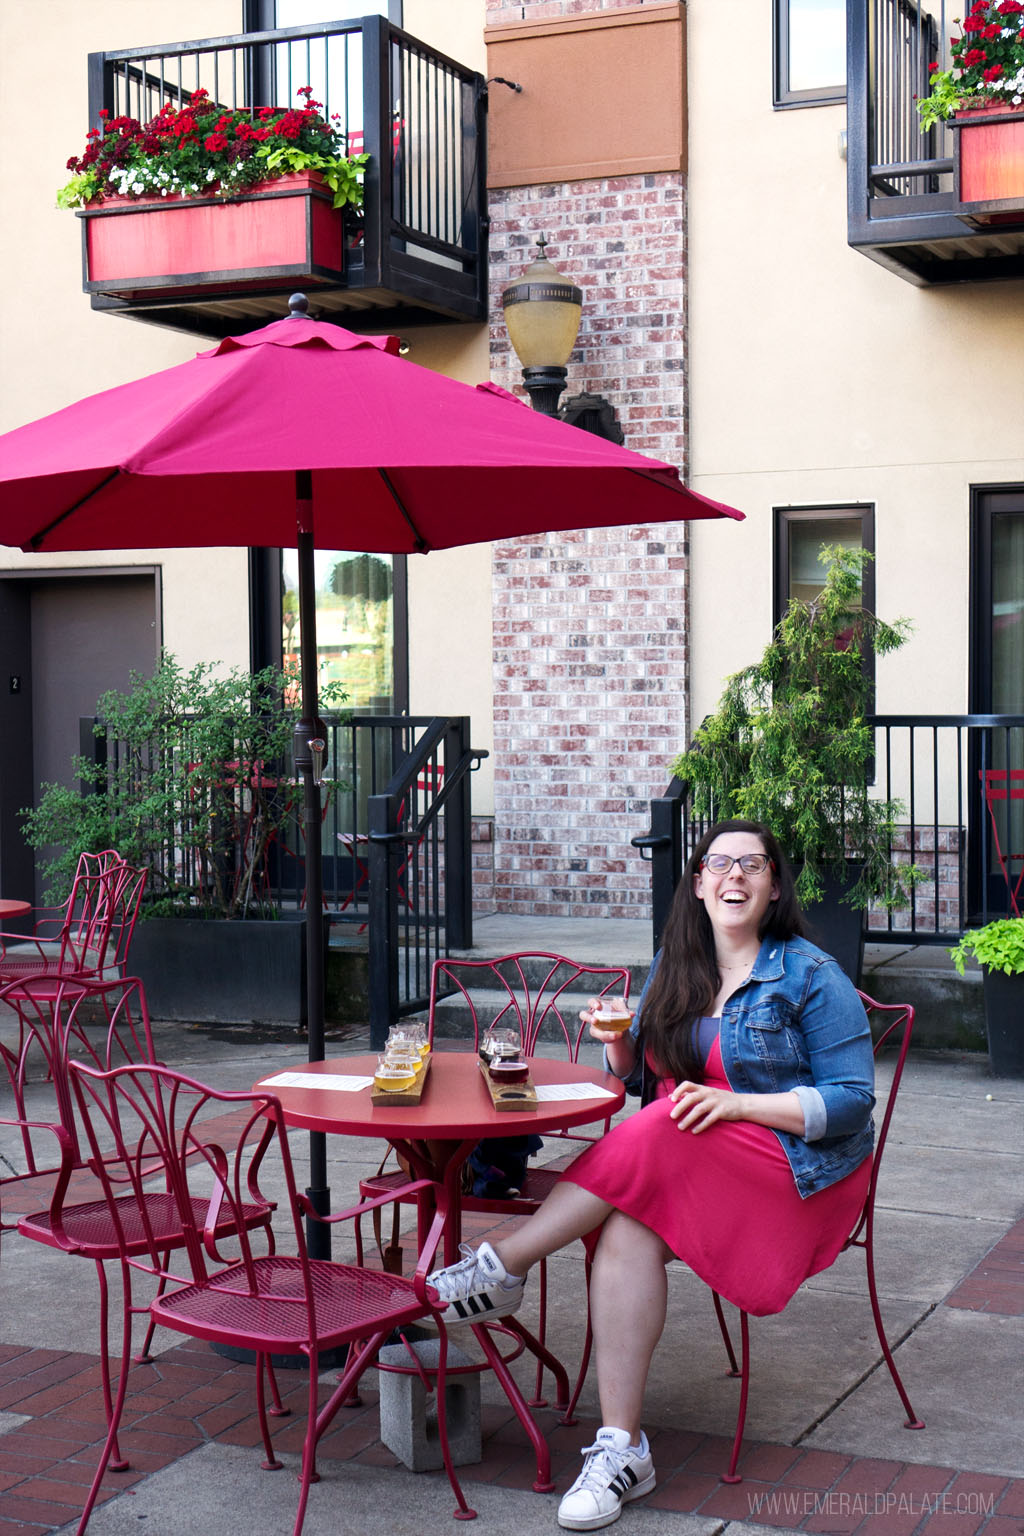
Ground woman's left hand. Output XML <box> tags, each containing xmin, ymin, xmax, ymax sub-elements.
<box><xmin>668</xmin><ymin>1080</ymin><xmax>743</xmax><ymax>1133</ymax></box>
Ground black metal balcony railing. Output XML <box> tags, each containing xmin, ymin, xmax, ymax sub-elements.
<box><xmin>634</xmin><ymin>716</ymin><xmax>1024</xmax><ymax>952</ymax></box>
<box><xmin>85</xmin><ymin>16</ymin><xmax>488</xmax><ymax>333</ymax></box>
<box><xmin>848</xmin><ymin>0</ymin><xmax>1024</xmax><ymax>283</ymax></box>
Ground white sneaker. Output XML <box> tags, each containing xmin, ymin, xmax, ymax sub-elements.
<box><xmin>426</xmin><ymin>1240</ymin><xmax>525</xmax><ymax>1325</ymax></box>
<box><xmin>557</xmin><ymin>1427</ymin><xmax>656</xmax><ymax>1530</ymax></box>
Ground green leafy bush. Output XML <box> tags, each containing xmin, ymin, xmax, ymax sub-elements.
<box><xmin>20</xmin><ymin>656</ymin><xmax>346</xmax><ymax>919</ymax></box>
<box><xmin>950</xmin><ymin>918</ymin><xmax>1024</xmax><ymax>976</ymax></box>
<box><xmin>672</xmin><ymin>546</ymin><xmax>922</xmax><ymax>909</ymax></box>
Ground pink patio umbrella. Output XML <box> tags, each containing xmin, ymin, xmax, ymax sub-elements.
<box><xmin>0</xmin><ymin>293</ymin><xmax>743</xmax><ymax>1086</ymax></box>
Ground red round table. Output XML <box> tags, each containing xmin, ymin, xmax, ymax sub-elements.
<box><xmin>0</xmin><ymin>899</ymin><xmax>31</xmax><ymax>920</ymax></box>
<box><xmin>256</xmin><ymin>1047</ymin><xmax>625</xmax><ymax>1489</ymax></box>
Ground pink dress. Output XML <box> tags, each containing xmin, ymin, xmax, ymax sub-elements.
<box><xmin>563</xmin><ymin>1035</ymin><xmax>871</xmax><ymax>1316</ymax></box>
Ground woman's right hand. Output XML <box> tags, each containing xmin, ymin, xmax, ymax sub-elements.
<box><xmin>580</xmin><ymin>997</ymin><xmax>637</xmax><ymax>1078</ymax></box>
<box><xmin>580</xmin><ymin>995</ymin><xmax>631</xmax><ymax>1044</ymax></box>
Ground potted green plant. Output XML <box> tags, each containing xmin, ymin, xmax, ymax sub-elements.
<box><xmin>20</xmin><ymin>655</ymin><xmax>347</xmax><ymax>1026</ymax></box>
<box><xmin>57</xmin><ymin>86</ymin><xmax>369</xmax><ymax>299</ymax></box>
<box><xmin>671</xmin><ymin>546</ymin><xmax>921</xmax><ymax>981</ymax></box>
<box><xmin>950</xmin><ymin>917</ymin><xmax>1024</xmax><ymax>1077</ymax></box>
<box><xmin>916</xmin><ymin>1</ymin><xmax>1024</xmax><ymax>220</ymax></box>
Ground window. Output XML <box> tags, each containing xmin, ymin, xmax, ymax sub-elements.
<box><xmin>774</xmin><ymin>506</ymin><xmax>874</xmax><ymax>623</ymax></box>
<box><xmin>774</xmin><ymin>0</ymin><xmax>846</xmax><ymax>108</ymax></box>
<box><xmin>245</xmin><ymin>0</ymin><xmax>402</xmax><ymax>26</ymax></box>
<box><xmin>281</xmin><ymin>550</ymin><xmax>405</xmax><ymax>714</ymax></box>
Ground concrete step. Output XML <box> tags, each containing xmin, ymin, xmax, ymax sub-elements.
<box><xmin>444</xmin><ymin>917</ymin><xmax>986</xmax><ymax>1053</ymax></box>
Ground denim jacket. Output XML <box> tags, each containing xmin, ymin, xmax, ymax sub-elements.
<box><xmin>615</xmin><ymin>936</ymin><xmax>875</xmax><ymax>1199</ymax></box>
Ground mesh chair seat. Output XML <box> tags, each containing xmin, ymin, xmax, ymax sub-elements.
<box><xmin>20</xmin><ymin>1193</ymin><xmax>273</xmax><ymax>1260</ymax></box>
<box><xmin>154</xmin><ymin>1254</ymin><xmax>429</xmax><ymax>1347</ymax></box>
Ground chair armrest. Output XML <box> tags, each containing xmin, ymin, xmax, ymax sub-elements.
<box><xmin>296</xmin><ymin>1177</ymin><xmax>449</xmax><ymax>1304</ymax></box>
<box><xmin>2</xmin><ymin>1117</ymin><xmax>77</xmax><ymax>1246</ymax></box>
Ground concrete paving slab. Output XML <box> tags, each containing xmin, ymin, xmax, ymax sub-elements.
<box><xmin>804</xmin><ymin>1307</ymin><xmax>1024</xmax><ymax>1479</ymax></box>
<box><xmin>802</xmin><ymin>1208</ymin><xmax>1010</xmax><ymax>1306</ymax></box>
<box><xmin>541</xmin><ymin>1253</ymin><xmax>928</xmax><ymax>1449</ymax></box>
<box><xmin>50</xmin><ymin>1440</ymin><xmax>721</xmax><ymax>1536</ymax></box>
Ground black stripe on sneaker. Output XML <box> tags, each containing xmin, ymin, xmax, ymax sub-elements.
<box><xmin>452</xmin><ymin>1293</ymin><xmax>495</xmax><ymax>1318</ymax></box>
<box><xmin>609</xmin><ymin>1469</ymin><xmax>637</xmax><ymax>1497</ymax></box>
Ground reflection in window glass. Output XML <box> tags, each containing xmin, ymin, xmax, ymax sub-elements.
<box><xmin>992</xmin><ymin>514</ymin><xmax>1024</xmax><ymax>712</ymax></box>
<box><xmin>788</xmin><ymin>517</ymin><xmax>862</xmax><ymax>606</ymax></box>
<box><xmin>788</xmin><ymin>0</ymin><xmax>846</xmax><ymax>92</ymax></box>
<box><xmin>282</xmin><ymin>550</ymin><xmax>395</xmax><ymax>712</ymax></box>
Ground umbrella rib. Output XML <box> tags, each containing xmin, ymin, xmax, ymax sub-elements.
<box><xmin>27</xmin><ymin>469</ymin><xmax>122</xmax><ymax>550</ymax></box>
<box><xmin>376</xmin><ymin>469</ymin><xmax>429</xmax><ymax>553</ymax></box>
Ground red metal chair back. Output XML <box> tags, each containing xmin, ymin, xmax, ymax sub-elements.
<box><xmin>0</xmin><ymin>974</ymin><xmax>157</xmax><ymax>1219</ymax></box>
<box><xmin>980</xmin><ymin>767</ymin><xmax>1024</xmax><ymax>915</ymax></box>
<box><xmin>0</xmin><ymin>850</ymin><xmax>147</xmax><ymax>984</ymax></box>
<box><xmin>428</xmin><ymin>951</ymin><xmax>632</xmax><ymax>1058</ymax></box>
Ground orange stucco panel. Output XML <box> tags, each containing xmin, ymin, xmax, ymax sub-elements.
<box><xmin>484</xmin><ymin>3</ymin><xmax>685</xmax><ymax>188</ymax></box>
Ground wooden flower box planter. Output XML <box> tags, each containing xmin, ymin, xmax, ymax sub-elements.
<box><xmin>953</xmin><ymin>105</ymin><xmax>1024</xmax><ymax>226</ymax></box>
<box><xmin>78</xmin><ymin>172</ymin><xmax>346</xmax><ymax>300</ymax></box>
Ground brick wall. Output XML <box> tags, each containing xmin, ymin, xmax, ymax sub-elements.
<box><xmin>488</xmin><ymin>162</ymin><xmax>689</xmax><ymax>917</ymax></box>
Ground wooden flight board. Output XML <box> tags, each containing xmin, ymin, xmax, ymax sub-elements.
<box><xmin>478</xmin><ymin>1058</ymin><xmax>538</xmax><ymax>1112</ymax></box>
<box><xmin>370</xmin><ymin>1053</ymin><xmax>433</xmax><ymax>1106</ymax></box>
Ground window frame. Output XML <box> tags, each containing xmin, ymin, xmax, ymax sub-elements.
<box><xmin>773</xmin><ymin>503</ymin><xmax>876</xmax><ymax>699</ymax></box>
<box><xmin>773</xmin><ymin>0</ymin><xmax>847</xmax><ymax>110</ymax></box>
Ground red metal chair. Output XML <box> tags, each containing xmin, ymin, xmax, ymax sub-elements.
<box><xmin>703</xmin><ymin>990</ymin><xmax>925</xmax><ymax>1482</ymax></box>
<box><xmin>357</xmin><ymin>952</ymin><xmax>631</xmax><ymax>1403</ymax></box>
<box><xmin>0</xmin><ymin>850</ymin><xmax>147</xmax><ymax>986</ymax></box>
<box><xmin>980</xmin><ymin>768</ymin><xmax>1024</xmax><ymax>915</ymax></box>
<box><xmin>1</xmin><ymin>974</ymin><xmax>268</xmax><ymax>1474</ymax></box>
<box><xmin>63</xmin><ymin>1060</ymin><xmax>475</xmax><ymax>1535</ymax></box>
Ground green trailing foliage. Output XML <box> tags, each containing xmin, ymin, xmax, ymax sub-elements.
<box><xmin>950</xmin><ymin>917</ymin><xmax>1024</xmax><ymax>976</ymax></box>
<box><xmin>20</xmin><ymin>655</ymin><xmax>347</xmax><ymax>919</ymax></box>
<box><xmin>672</xmin><ymin>546</ymin><xmax>923</xmax><ymax>909</ymax></box>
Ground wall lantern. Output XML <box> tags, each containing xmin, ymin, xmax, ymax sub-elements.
<box><xmin>501</xmin><ymin>236</ymin><xmax>583</xmax><ymax>416</ymax></box>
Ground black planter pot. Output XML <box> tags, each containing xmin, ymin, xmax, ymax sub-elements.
<box><xmin>798</xmin><ymin>863</ymin><xmax>865</xmax><ymax>985</ymax></box>
<box><xmin>130</xmin><ymin>913</ymin><xmax>325</xmax><ymax>1026</ymax></box>
<box><xmin>981</xmin><ymin>968</ymin><xmax>1024</xmax><ymax>1078</ymax></box>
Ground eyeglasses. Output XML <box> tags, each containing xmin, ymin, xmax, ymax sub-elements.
<box><xmin>700</xmin><ymin>853</ymin><xmax>774</xmax><ymax>876</ymax></box>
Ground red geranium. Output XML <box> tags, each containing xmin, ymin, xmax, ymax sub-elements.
<box><xmin>59</xmin><ymin>84</ymin><xmax>368</xmax><ymax>210</ymax></box>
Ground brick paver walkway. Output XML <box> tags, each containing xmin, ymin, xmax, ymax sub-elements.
<box><xmin>0</xmin><ymin>1207</ymin><xmax>1021</xmax><ymax>1536</ymax></box>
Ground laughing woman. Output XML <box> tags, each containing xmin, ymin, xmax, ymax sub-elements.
<box><xmin>427</xmin><ymin>819</ymin><xmax>875</xmax><ymax>1533</ymax></box>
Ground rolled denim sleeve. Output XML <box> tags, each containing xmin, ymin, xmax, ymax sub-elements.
<box><xmin>792</xmin><ymin>1083</ymin><xmax>828</xmax><ymax>1141</ymax></box>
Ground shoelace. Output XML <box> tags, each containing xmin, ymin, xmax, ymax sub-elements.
<box><xmin>427</xmin><ymin>1243</ymin><xmax>481</xmax><ymax>1300</ymax></box>
<box><xmin>573</xmin><ymin>1442</ymin><xmax>628</xmax><ymax>1492</ymax></box>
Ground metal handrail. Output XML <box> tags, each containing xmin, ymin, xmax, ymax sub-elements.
<box><xmin>636</xmin><ymin>714</ymin><xmax>1024</xmax><ymax>950</ymax></box>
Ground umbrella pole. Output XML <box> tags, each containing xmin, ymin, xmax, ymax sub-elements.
<box><xmin>294</xmin><ymin>474</ymin><xmax>331</xmax><ymax>1258</ymax></box>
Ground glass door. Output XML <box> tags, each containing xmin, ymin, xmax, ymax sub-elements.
<box><xmin>971</xmin><ymin>493</ymin><xmax>1024</xmax><ymax>916</ymax></box>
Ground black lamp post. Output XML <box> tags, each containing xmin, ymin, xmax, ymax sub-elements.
<box><xmin>501</xmin><ymin>236</ymin><xmax>583</xmax><ymax>416</ymax></box>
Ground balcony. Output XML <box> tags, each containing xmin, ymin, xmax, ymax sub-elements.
<box><xmin>81</xmin><ymin>17</ymin><xmax>488</xmax><ymax>338</ymax></box>
<box><xmin>848</xmin><ymin>0</ymin><xmax>1024</xmax><ymax>284</ymax></box>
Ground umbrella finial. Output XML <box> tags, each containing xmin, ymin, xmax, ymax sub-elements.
<box><xmin>288</xmin><ymin>292</ymin><xmax>310</xmax><ymax>320</ymax></box>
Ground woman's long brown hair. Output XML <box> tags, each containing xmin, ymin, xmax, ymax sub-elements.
<box><xmin>639</xmin><ymin>820</ymin><xmax>805</xmax><ymax>1084</ymax></box>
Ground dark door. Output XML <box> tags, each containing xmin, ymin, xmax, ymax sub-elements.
<box><xmin>970</xmin><ymin>491</ymin><xmax>1024</xmax><ymax>916</ymax></box>
<box><xmin>0</xmin><ymin>573</ymin><xmax>159</xmax><ymax>905</ymax></box>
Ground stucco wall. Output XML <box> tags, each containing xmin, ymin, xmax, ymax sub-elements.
<box><xmin>684</xmin><ymin>0</ymin><xmax>1024</xmax><ymax>732</ymax></box>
